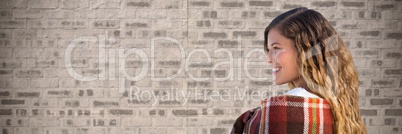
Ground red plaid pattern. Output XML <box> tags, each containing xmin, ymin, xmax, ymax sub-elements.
<box><xmin>232</xmin><ymin>95</ymin><xmax>333</xmax><ymax>134</ymax></box>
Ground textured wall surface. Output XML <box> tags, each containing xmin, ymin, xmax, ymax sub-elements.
<box><xmin>0</xmin><ymin>0</ymin><xmax>401</xmax><ymax>134</ymax></box>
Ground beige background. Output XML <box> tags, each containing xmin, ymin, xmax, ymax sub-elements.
<box><xmin>0</xmin><ymin>0</ymin><xmax>401</xmax><ymax>134</ymax></box>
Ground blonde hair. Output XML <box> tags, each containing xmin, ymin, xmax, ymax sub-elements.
<box><xmin>264</xmin><ymin>7</ymin><xmax>367</xmax><ymax>133</ymax></box>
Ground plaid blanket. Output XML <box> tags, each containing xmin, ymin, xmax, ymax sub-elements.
<box><xmin>232</xmin><ymin>95</ymin><xmax>333</xmax><ymax>134</ymax></box>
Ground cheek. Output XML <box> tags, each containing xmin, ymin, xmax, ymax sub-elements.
<box><xmin>272</xmin><ymin>50</ymin><xmax>285</xmax><ymax>61</ymax></box>
<box><xmin>279</xmin><ymin>52</ymin><xmax>298</xmax><ymax>69</ymax></box>
<box><xmin>287</xmin><ymin>54</ymin><xmax>300</xmax><ymax>73</ymax></box>
<box><xmin>275</xmin><ymin>52</ymin><xmax>290</xmax><ymax>64</ymax></box>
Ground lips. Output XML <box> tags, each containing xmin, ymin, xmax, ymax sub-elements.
<box><xmin>272</xmin><ymin>67</ymin><xmax>282</xmax><ymax>74</ymax></box>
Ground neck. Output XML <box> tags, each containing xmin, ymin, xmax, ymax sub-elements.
<box><xmin>292</xmin><ymin>78</ymin><xmax>310</xmax><ymax>91</ymax></box>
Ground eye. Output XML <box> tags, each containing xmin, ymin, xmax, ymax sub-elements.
<box><xmin>272</xmin><ymin>46</ymin><xmax>281</xmax><ymax>53</ymax></box>
<box><xmin>266</xmin><ymin>47</ymin><xmax>279</xmax><ymax>53</ymax></box>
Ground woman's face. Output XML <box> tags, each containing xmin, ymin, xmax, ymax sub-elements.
<box><xmin>266</xmin><ymin>28</ymin><xmax>303</xmax><ymax>86</ymax></box>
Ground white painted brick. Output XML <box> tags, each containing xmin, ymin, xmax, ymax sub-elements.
<box><xmin>137</xmin><ymin>9</ymin><xmax>167</xmax><ymax>19</ymax></box>
<box><xmin>0</xmin><ymin>78</ymin><xmax>28</xmax><ymax>88</ymax></box>
<box><xmin>366</xmin><ymin>40</ymin><xmax>398</xmax><ymax>49</ymax></box>
<box><xmin>152</xmin><ymin>0</ymin><xmax>182</xmax><ymax>9</ymax></box>
<box><xmin>29</xmin><ymin>118</ymin><xmax>59</xmax><ymax>127</ymax></box>
<box><xmin>0</xmin><ymin>20</ymin><xmax>25</xmax><ymax>29</ymax></box>
<box><xmin>0</xmin><ymin>0</ymin><xmax>400</xmax><ymax>133</ymax></box>
<box><xmin>60</xmin><ymin>0</ymin><xmax>89</xmax><ymax>9</ymax></box>
<box><xmin>43</xmin><ymin>10</ymin><xmax>75</xmax><ymax>19</ymax></box>
<box><xmin>59</xmin><ymin>19</ymin><xmax>88</xmax><ymax>29</ymax></box>
<box><xmin>60</xmin><ymin>98</ymin><xmax>89</xmax><ymax>108</ymax></box>
<box><xmin>15</xmin><ymin>127</ymin><xmax>44</xmax><ymax>134</ymax></box>
<box><xmin>167</xmin><ymin>9</ymin><xmax>188</xmax><ymax>19</ymax></box>
<box><xmin>106</xmin><ymin>127</ymin><xmax>139</xmax><ymax>134</ymax></box>
<box><xmin>382</xmin><ymin>88</ymin><xmax>402</xmax><ymax>97</ymax></box>
<box><xmin>121</xmin><ymin>117</ymin><xmax>152</xmax><ymax>127</ymax></box>
<box><xmin>90</xmin><ymin>98</ymin><xmax>120</xmax><ymax>108</ymax></box>
<box><xmin>44</xmin><ymin>127</ymin><xmax>74</xmax><ymax>134</ymax></box>
<box><xmin>167</xmin><ymin>127</ymin><xmax>187</xmax><ymax>134</ymax></box>
<box><xmin>87</xmin><ymin>9</ymin><xmax>123</xmax><ymax>19</ymax></box>
<box><xmin>59</xmin><ymin>78</ymin><xmax>91</xmax><ymax>88</ymax></box>
<box><xmin>29</xmin><ymin>0</ymin><xmax>58</xmax><ymax>8</ymax></box>
<box><xmin>31</xmin><ymin>98</ymin><xmax>59</xmax><ymax>108</ymax></box>
<box><xmin>13</xmin><ymin>29</ymin><xmax>42</xmax><ymax>38</ymax></box>
<box><xmin>187</xmin><ymin>117</ymin><xmax>212</xmax><ymax>127</ymax></box>
<box><xmin>75</xmin><ymin>128</ymin><xmax>106</xmax><ymax>134</ymax></box>
<box><xmin>380</xmin><ymin>126</ymin><xmax>401</xmax><ymax>134</ymax></box>
<box><xmin>152</xmin><ymin>19</ymin><xmax>186</xmax><ymax>29</ymax></box>
<box><xmin>30</xmin><ymin>78</ymin><xmax>58</xmax><ymax>88</ymax></box>
<box><xmin>13</xmin><ymin>9</ymin><xmax>42</xmax><ymax>18</ymax></box>
<box><xmin>0</xmin><ymin>118</ymin><xmax>28</xmax><ymax>126</ymax></box>
<box><xmin>153</xmin><ymin>117</ymin><xmax>183</xmax><ymax>127</ymax></box>
<box><xmin>0</xmin><ymin>0</ymin><xmax>28</xmax><ymax>9</ymax></box>
<box><xmin>0</xmin><ymin>48</ymin><xmax>12</xmax><ymax>58</ymax></box>
<box><xmin>139</xmin><ymin>128</ymin><xmax>167</xmax><ymax>134</ymax></box>
<box><xmin>90</xmin><ymin>0</ymin><xmax>121</xmax><ymax>9</ymax></box>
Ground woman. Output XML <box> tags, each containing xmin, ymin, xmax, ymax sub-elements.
<box><xmin>232</xmin><ymin>7</ymin><xmax>367</xmax><ymax>134</ymax></box>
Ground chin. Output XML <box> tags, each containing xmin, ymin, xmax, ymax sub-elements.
<box><xmin>273</xmin><ymin>80</ymin><xmax>286</xmax><ymax>85</ymax></box>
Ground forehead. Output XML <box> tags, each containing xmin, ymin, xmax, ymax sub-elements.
<box><xmin>267</xmin><ymin>28</ymin><xmax>294</xmax><ymax>47</ymax></box>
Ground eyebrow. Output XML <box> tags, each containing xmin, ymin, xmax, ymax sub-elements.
<box><xmin>269</xmin><ymin>42</ymin><xmax>281</xmax><ymax>47</ymax></box>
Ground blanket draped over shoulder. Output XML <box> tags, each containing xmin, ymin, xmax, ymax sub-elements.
<box><xmin>231</xmin><ymin>95</ymin><xmax>333</xmax><ymax>134</ymax></box>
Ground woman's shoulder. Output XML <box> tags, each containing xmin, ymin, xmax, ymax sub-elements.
<box><xmin>233</xmin><ymin>93</ymin><xmax>330</xmax><ymax>123</ymax></box>
<box><xmin>231</xmin><ymin>107</ymin><xmax>262</xmax><ymax>133</ymax></box>
<box><xmin>232</xmin><ymin>86</ymin><xmax>334</xmax><ymax>133</ymax></box>
<box><xmin>258</xmin><ymin>95</ymin><xmax>334</xmax><ymax>134</ymax></box>
<box><xmin>232</xmin><ymin>95</ymin><xmax>333</xmax><ymax>134</ymax></box>
<box><xmin>233</xmin><ymin>107</ymin><xmax>261</xmax><ymax>124</ymax></box>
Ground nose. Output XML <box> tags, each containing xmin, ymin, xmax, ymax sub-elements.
<box><xmin>266</xmin><ymin>50</ymin><xmax>273</xmax><ymax>64</ymax></box>
<box><xmin>267</xmin><ymin>57</ymin><xmax>272</xmax><ymax>64</ymax></box>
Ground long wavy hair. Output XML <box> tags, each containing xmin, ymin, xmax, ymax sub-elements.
<box><xmin>263</xmin><ymin>7</ymin><xmax>367</xmax><ymax>134</ymax></box>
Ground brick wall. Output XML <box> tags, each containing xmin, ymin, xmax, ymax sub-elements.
<box><xmin>0</xmin><ymin>0</ymin><xmax>401</xmax><ymax>134</ymax></box>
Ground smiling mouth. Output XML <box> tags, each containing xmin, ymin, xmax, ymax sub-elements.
<box><xmin>272</xmin><ymin>67</ymin><xmax>281</xmax><ymax>74</ymax></box>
